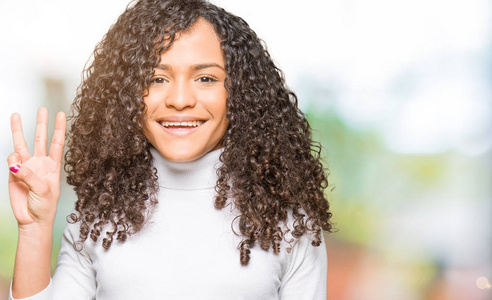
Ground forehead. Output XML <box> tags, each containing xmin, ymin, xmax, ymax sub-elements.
<box><xmin>159</xmin><ymin>19</ymin><xmax>224</xmax><ymax>67</ymax></box>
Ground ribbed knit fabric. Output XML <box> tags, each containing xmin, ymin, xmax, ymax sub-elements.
<box><xmin>152</xmin><ymin>147</ymin><xmax>221</xmax><ymax>190</ymax></box>
<box><xmin>10</xmin><ymin>147</ymin><xmax>327</xmax><ymax>300</ymax></box>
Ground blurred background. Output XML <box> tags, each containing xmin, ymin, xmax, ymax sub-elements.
<box><xmin>0</xmin><ymin>0</ymin><xmax>491</xmax><ymax>299</ymax></box>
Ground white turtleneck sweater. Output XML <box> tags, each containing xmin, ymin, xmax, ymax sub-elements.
<box><xmin>11</xmin><ymin>148</ymin><xmax>327</xmax><ymax>300</ymax></box>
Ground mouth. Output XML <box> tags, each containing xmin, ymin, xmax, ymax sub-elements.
<box><xmin>158</xmin><ymin>120</ymin><xmax>205</xmax><ymax>136</ymax></box>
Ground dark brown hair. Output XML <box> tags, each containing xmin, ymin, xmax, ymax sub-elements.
<box><xmin>65</xmin><ymin>0</ymin><xmax>333</xmax><ymax>265</ymax></box>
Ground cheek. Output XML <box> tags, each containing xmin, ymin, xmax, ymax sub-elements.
<box><xmin>142</xmin><ymin>91</ymin><xmax>162</xmax><ymax>120</ymax></box>
<box><xmin>210</xmin><ymin>90</ymin><xmax>228</xmax><ymax>119</ymax></box>
<box><xmin>143</xmin><ymin>93</ymin><xmax>154</xmax><ymax>111</ymax></box>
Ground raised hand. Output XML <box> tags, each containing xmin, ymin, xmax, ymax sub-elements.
<box><xmin>7</xmin><ymin>107</ymin><xmax>67</xmax><ymax>228</ymax></box>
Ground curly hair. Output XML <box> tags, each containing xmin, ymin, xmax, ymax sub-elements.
<box><xmin>65</xmin><ymin>0</ymin><xmax>333</xmax><ymax>265</ymax></box>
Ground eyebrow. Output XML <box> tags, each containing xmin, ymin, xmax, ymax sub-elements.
<box><xmin>155</xmin><ymin>63</ymin><xmax>225</xmax><ymax>71</ymax></box>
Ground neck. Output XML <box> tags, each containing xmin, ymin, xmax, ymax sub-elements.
<box><xmin>150</xmin><ymin>147</ymin><xmax>223</xmax><ymax>190</ymax></box>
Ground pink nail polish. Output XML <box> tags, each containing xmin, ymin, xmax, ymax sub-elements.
<box><xmin>9</xmin><ymin>164</ymin><xmax>20</xmax><ymax>173</ymax></box>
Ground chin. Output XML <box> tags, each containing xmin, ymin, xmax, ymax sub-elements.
<box><xmin>159</xmin><ymin>148</ymin><xmax>206</xmax><ymax>163</ymax></box>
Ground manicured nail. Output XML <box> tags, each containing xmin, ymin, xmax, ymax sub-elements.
<box><xmin>9</xmin><ymin>164</ymin><xmax>20</xmax><ymax>173</ymax></box>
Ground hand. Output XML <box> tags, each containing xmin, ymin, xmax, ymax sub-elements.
<box><xmin>7</xmin><ymin>107</ymin><xmax>66</xmax><ymax>229</ymax></box>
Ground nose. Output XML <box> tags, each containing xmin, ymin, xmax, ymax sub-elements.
<box><xmin>165</xmin><ymin>79</ymin><xmax>197</xmax><ymax>110</ymax></box>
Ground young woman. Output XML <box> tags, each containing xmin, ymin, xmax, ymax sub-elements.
<box><xmin>8</xmin><ymin>0</ymin><xmax>333</xmax><ymax>299</ymax></box>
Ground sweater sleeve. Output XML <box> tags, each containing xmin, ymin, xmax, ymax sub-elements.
<box><xmin>9</xmin><ymin>281</ymin><xmax>52</xmax><ymax>300</ymax></box>
<box><xmin>278</xmin><ymin>232</ymin><xmax>328</xmax><ymax>300</ymax></box>
<box><xmin>9</xmin><ymin>223</ymin><xmax>97</xmax><ymax>300</ymax></box>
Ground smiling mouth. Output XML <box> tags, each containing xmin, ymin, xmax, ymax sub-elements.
<box><xmin>159</xmin><ymin>121</ymin><xmax>205</xmax><ymax>128</ymax></box>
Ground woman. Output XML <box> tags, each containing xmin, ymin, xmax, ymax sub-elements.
<box><xmin>8</xmin><ymin>0</ymin><xmax>333</xmax><ymax>299</ymax></box>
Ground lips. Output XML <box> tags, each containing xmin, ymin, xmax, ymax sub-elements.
<box><xmin>157</xmin><ymin>119</ymin><xmax>206</xmax><ymax>136</ymax></box>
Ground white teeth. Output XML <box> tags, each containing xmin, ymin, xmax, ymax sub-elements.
<box><xmin>160</xmin><ymin>121</ymin><xmax>204</xmax><ymax>128</ymax></box>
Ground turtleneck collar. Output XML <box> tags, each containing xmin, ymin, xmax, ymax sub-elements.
<box><xmin>150</xmin><ymin>147</ymin><xmax>223</xmax><ymax>190</ymax></box>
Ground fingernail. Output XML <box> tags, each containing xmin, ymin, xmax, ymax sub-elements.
<box><xmin>9</xmin><ymin>164</ymin><xmax>20</xmax><ymax>173</ymax></box>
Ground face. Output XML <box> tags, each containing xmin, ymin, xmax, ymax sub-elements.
<box><xmin>142</xmin><ymin>19</ymin><xmax>228</xmax><ymax>162</ymax></box>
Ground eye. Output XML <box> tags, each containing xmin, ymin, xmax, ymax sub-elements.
<box><xmin>197</xmin><ymin>76</ymin><xmax>218</xmax><ymax>84</ymax></box>
<box><xmin>150</xmin><ymin>77</ymin><xmax>167</xmax><ymax>85</ymax></box>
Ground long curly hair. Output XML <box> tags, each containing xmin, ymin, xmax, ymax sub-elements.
<box><xmin>65</xmin><ymin>0</ymin><xmax>333</xmax><ymax>265</ymax></box>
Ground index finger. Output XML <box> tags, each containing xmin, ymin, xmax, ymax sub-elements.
<box><xmin>10</xmin><ymin>113</ymin><xmax>31</xmax><ymax>162</ymax></box>
<box><xmin>48</xmin><ymin>111</ymin><xmax>67</xmax><ymax>163</ymax></box>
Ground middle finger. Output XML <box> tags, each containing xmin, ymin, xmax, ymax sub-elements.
<box><xmin>33</xmin><ymin>107</ymin><xmax>48</xmax><ymax>157</ymax></box>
